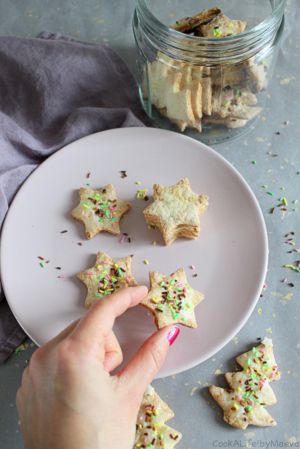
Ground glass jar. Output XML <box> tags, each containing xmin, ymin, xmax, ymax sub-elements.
<box><xmin>133</xmin><ymin>0</ymin><xmax>285</xmax><ymax>144</ymax></box>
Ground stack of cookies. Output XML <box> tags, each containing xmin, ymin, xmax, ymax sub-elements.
<box><xmin>209</xmin><ymin>338</ymin><xmax>281</xmax><ymax>429</ymax></box>
<box><xmin>144</xmin><ymin>7</ymin><xmax>267</xmax><ymax>133</ymax></box>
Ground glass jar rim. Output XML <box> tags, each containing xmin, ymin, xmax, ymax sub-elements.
<box><xmin>137</xmin><ymin>0</ymin><xmax>286</xmax><ymax>43</ymax></box>
<box><xmin>134</xmin><ymin>0</ymin><xmax>286</xmax><ymax>63</ymax></box>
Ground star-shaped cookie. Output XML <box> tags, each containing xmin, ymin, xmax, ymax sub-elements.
<box><xmin>77</xmin><ymin>252</ymin><xmax>137</xmax><ymax>308</ymax></box>
<box><xmin>134</xmin><ymin>385</ymin><xmax>182</xmax><ymax>449</ymax></box>
<box><xmin>71</xmin><ymin>184</ymin><xmax>131</xmax><ymax>239</ymax></box>
<box><xmin>141</xmin><ymin>268</ymin><xmax>204</xmax><ymax>329</ymax></box>
<box><xmin>143</xmin><ymin>178</ymin><xmax>208</xmax><ymax>246</ymax></box>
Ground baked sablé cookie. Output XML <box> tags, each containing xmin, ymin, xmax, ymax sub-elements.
<box><xmin>141</xmin><ymin>268</ymin><xmax>204</xmax><ymax>329</ymax></box>
<box><xmin>197</xmin><ymin>13</ymin><xmax>247</xmax><ymax>38</ymax></box>
<box><xmin>77</xmin><ymin>252</ymin><xmax>137</xmax><ymax>308</ymax></box>
<box><xmin>134</xmin><ymin>385</ymin><xmax>182</xmax><ymax>449</ymax></box>
<box><xmin>209</xmin><ymin>371</ymin><xmax>277</xmax><ymax>429</ymax></box>
<box><xmin>209</xmin><ymin>338</ymin><xmax>281</xmax><ymax>429</ymax></box>
<box><xmin>143</xmin><ymin>178</ymin><xmax>208</xmax><ymax>246</ymax></box>
<box><xmin>235</xmin><ymin>337</ymin><xmax>281</xmax><ymax>382</ymax></box>
<box><xmin>72</xmin><ymin>184</ymin><xmax>131</xmax><ymax>239</ymax></box>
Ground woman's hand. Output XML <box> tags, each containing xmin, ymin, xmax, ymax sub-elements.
<box><xmin>16</xmin><ymin>286</ymin><xmax>180</xmax><ymax>449</ymax></box>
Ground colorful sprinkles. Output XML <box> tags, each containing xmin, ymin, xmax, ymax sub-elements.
<box><xmin>153</xmin><ymin>278</ymin><xmax>191</xmax><ymax>320</ymax></box>
<box><xmin>119</xmin><ymin>232</ymin><xmax>131</xmax><ymax>244</ymax></box>
<box><xmin>283</xmin><ymin>232</ymin><xmax>300</xmax><ymax>272</ymax></box>
<box><xmin>37</xmin><ymin>256</ymin><xmax>50</xmax><ymax>268</ymax></box>
<box><xmin>213</xmin><ymin>26</ymin><xmax>222</xmax><ymax>37</ymax></box>
<box><xmin>210</xmin><ymin>339</ymin><xmax>280</xmax><ymax>428</ymax></box>
<box><xmin>85</xmin><ymin>191</ymin><xmax>118</xmax><ymax>223</ymax></box>
<box><xmin>15</xmin><ymin>343</ymin><xmax>29</xmax><ymax>354</ymax></box>
<box><xmin>136</xmin><ymin>189</ymin><xmax>149</xmax><ymax>201</ymax></box>
<box><xmin>94</xmin><ymin>263</ymin><xmax>128</xmax><ymax>297</ymax></box>
<box><xmin>134</xmin><ymin>387</ymin><xmax>181</xmax><ymax>449</ymax></box>
<box><xmin>77</xmin><ymin>253</ymin><xmax>136</xmax><ymax>308</ymax></box>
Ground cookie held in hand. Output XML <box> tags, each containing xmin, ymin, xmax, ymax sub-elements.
<box><xmin>77</xmin><ymin>252</ymin><xmax>137</xmax><ymax>308</ymax></box>
<box><xmin>141</xmin><ymin>268</ymin><xmax>204</xmax><ymax>329</ymax></box>
<box><xmin>143</xmin><ymin>178</ymin><xmax>209</xmax><ymax>246</ymax></box>
<box><xmin>134</xmin><ymin>385</ymin><xmax>182</xmax><ymax>449</ymax></box>
<box><xmin>71</xmin><ymin>185</ymin><xmax>131</xmax><ymax>239</ymax></box>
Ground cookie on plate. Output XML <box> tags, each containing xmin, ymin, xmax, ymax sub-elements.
<box><xmin>134</xmin><ymin>385</ymin><xmax>182</xmax><ymax>449</ymax></box>
<box><xmin>143</xmin><ymin>178</ymin><xmax>209</xmax><ymax>246</ymax></box>
<box><xmin>77</xmin><ymin>251</ymin><xmax>137</xmax><ymax>308</ymax></box>
<box><xmin>71</xmin><ymin>184</ymin><xmax>131</xmax><ymax>239</ymax></box>
<box><xmin>141</xmin><ymin>268</ymin><xmax>204</xmax><ymax>329</ymax></box>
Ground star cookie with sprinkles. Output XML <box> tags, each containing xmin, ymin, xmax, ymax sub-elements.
<box><xmin>209</xmin><ymin>338</ymin><xmax>281</xmax><ymax>429</ymax></box>
<box><xmin>141</xmin><ymin>268</ymin><xmax>204</xmax><ymax>329</ymax></box>
<box><xmin>71</xmin><ymin>185</ymin><xmax>131</xmax><ymax>239</ymax></box>
<box><xmin>77</xmin><ymin>252</ymin><xmax>137</xmax><ymax>308</ymax></box>
<box><xmin>134</xmin><ymin>385</ymin><xmax>182</xmax><ymax>449</ymax></box>
<box><xmin>143</xmin><ymin>178</ymin><xmax>209</xmax><ymax>246</ymax></box>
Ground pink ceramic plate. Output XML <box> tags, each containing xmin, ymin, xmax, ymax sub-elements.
<box><xmin>0</xmin><ymin>128</ymin><xmax>268</xmax><ymax>377</ymax></box>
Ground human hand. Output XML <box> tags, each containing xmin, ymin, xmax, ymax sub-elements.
<box><xmin>16</xmin><ymin>286</ymin><xmax>180</xmax><ymax>449</ymax></box>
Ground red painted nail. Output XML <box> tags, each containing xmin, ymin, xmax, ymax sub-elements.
<box><xmin>167</xmin><ymin>326</ymin><xmax>180</xmax><ymax>346</ymax></box>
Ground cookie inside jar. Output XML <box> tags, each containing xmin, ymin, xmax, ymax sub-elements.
<box><xmin>134</xmin><ymin>0</ymin><xmax>284</xmax><ymax>143</ymax></box>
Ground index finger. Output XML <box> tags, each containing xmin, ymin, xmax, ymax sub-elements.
<box><xmin>69</xmin><ymin>285</ymin><xmax>148</xmax><ymax>351</ymax></box>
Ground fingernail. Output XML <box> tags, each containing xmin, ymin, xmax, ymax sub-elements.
<box><xmin>167</xmin><ymin>326</ymin><xmax>180</xmax><ymax>346</ymax></box>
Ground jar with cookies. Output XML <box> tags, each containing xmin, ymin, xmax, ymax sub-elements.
<box><xmin>133</xmin><ymin>0</ymin><xmax>285</xmax><ymax>144</ymax></box>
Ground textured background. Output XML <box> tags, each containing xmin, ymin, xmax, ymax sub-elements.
<box><xmin>0</xmin><ymin>0</ymin><xmax>299</xmax><ymax>448</ymax></box>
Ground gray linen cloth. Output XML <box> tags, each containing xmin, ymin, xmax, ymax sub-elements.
<box><xmin>0</xmin><ymin>32</ymin><xmax>147</xmax><ymax>363</ymax></box>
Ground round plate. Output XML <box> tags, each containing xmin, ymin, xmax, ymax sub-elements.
<box><xmin>0</xmin><ymin>128</ymin><xmax>268</xmax><ymax>378</ymax></box>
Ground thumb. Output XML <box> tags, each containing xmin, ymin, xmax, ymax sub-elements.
<box><xmin>118</xmin><ymin>325</ymin><xmax>180</xmax><ymax>398</ymax></box>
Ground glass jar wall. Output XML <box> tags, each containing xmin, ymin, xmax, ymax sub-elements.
<box><xmin>133</xmin><ymin>0</ymin><xmax>285</xmax><ymax>144</ymax></box>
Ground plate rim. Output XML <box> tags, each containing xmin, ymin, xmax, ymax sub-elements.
<box><xmin>0</xmin><ymin>127</ymin><xmax>269</xmax><ymax>377</ymax></box>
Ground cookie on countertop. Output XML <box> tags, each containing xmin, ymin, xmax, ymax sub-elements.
<box><xmin>134</xmin><ymin>385</ymin><xmax>182</xmax><ymax>449</ymax></box>
<box><xmin>209</xmin><ymin>338</ymin><xmax>280</xmax><ymax>430</ymax></box>
<box><xmin>141</xmin><ymin>268</ymin><xmax>204</xmax><ymax>329</ymax></box>
<box><xmin>71</xmin><ymin>184</ymin><xmax>131</xmax><ymax>239</ymax></box>
<box><xmin>77</xmin><ymin>252</ymin><xmax>137</xmax><ymax>308</ymax></box>
<box><xmin>235</xmin><ymin>337</ymin><xmax>281</xmax><ymax>382</ymax></box>
<box><xmin>143</xmin><ymin>178</ymin><xmax>209</xmax><ymax>246</ymax></box>
<box><xmin>209</xmin><ymin>371</ymin><xmax>277</xmax><ymax>429</ymax></box>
